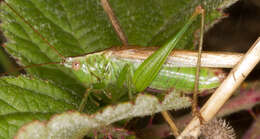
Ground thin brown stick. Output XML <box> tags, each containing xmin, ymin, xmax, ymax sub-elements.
<box><xmin>192</xmin><ymin>6</ymin><xmax>205</xmax><ymax>117</ymax></box>
<box><xmin>178</xmin><ymin>37</ymin><xmax>260</xmax><ymax>138</ymax></box>
<box><xmin>101</xmin><ymin>0</ymin><xmax>128</xmax><ymax>46</ymax></box>
<box><xmin>161</xmin><ymin>111</ymin><xmax>179</xmax><ymax>137</ymax></box>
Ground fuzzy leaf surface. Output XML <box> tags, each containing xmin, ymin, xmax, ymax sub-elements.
<box><xmin>16</xmin><ymin>90</ymin><xmax>191</xmax><ymax>139</ymax></box>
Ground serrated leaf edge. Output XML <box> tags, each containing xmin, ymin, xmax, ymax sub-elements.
<box><xmin>15</xmin><ymin>90</ymin><xmax>190</xmax><ymax>139</ymax></box>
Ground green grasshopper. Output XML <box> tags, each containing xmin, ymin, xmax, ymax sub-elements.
<box><xmin>1</xmin><ymin>1</ymin><xmax>220</xmax><ymax>113</ymax></box>
<box><xmin>63</xmin><ymin>7</ymin><xmax>208</xmax><ymax>111</ymax></box>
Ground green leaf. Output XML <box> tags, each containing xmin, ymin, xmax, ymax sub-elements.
<box><xmin>0</xmin><ymin>76</ymin><xmax>79</xmax><ymax>139</ymax></box>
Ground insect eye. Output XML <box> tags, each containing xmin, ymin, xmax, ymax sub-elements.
<box><xmin>72</xmin><ymin>61</ymin><xmax>81</xmax><ymax>71</ymax></box>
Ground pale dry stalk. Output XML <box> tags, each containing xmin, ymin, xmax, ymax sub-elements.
<box><xmin>178</xmin><ymin>37</ymin><xmax>260</xmax><ymax>138</ymax></box>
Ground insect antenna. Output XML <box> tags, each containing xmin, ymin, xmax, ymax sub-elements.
<box><xmin>0</xmin><ymin>60</ymin><xmax>61</xmax><ymax>76</ymax></box>
<box><xmin>1</xmin><ymin>0</ymin><xmax>66</xmax><ymax>61</ymax></box>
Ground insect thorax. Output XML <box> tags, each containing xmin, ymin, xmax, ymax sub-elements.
<box><xmin>63</xmin><ymin>51</ymin><xmax>127</xmax><ymax>88</ymax></box>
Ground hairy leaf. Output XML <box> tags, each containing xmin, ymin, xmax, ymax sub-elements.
<box><xmin>15</xmin><ymin>90</ymin><xmax>191</xmax><ymax>139</ymax></box>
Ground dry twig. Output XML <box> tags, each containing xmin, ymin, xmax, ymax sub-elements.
<box><xmin>178</xmin><ymin>37</ymin><xmax>260</xmax><ymax>138</ymax></box>
<box><xmin>161</xmin><ymin>111</ymin><xmax>179</xmax><ymax>137</ymax></box>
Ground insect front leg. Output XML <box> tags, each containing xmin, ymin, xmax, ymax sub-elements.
<box><xmin>78</xmin><ymin>88</ymin><xmax>98</xmax><ymax>112</ymax></box>
<box><xmin>78</xmin><ymin>81</ymin><xmax>130</xmax><ymax>113</ymax></box>
<box><xmin>78</xmin><ymin>83</ymin><xmax>107</xmax><ymax>112</ymax></box>
<box><xmin>116</xmin><ymin>64</ymin><xmax>135</xmax><ymax>100</ymax></box>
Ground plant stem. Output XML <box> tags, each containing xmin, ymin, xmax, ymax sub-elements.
<box><xmin>161</xmin><ymin>111</ymin><xmax>179</xmax><ymax>137</ymax></box>
<box><xmin>178</xmin><ymin>37</ymin><xmax>260</xmax><ymax>138</ymax></box>
<box><xmin>101</xmin><ymin>0</ymin><xmax>128</xmax><ymax>46</ymax></box>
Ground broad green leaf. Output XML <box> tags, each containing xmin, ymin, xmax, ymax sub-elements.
<box><xmin>0</xmin><ymin>76</ymin><xmax>79</xmax><ymax>139</ymax></box>
<box><xmin>0</xmin><ymin>0</ymin><xmax>236</xmax><ymax>95</ymax></box>
<box><xmin>0</xmin><ymin>76</ymin><xmax>191</xmax><ymax>139</ymax></box>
